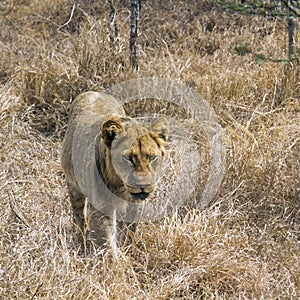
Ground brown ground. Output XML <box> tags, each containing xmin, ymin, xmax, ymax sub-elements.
<box><xmin>0</xmin><ymin>0</ymin><xmax>299</xmax><ymax>299</ymax></box>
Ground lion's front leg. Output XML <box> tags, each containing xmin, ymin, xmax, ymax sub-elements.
<box><xmin>67</xmin><ymin>182</ymin><xmax>86</xmax><ymax>233</ymax></box>
<box><xmin>103</xmin><ymin>210</ymin><xmax>120</xmax><ymax>258</ymax></box>
<box><xmin>88</xmin><ymin>205</ymin><xmax>120</xmax><ymax>257</ymax></box>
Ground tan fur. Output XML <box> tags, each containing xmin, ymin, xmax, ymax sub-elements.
<box><xmin>61</xmin><ymin>91</ymin><xmax>168</xmax><ymax>255</ymax></box>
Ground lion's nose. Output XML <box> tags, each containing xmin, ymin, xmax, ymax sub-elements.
<box><xmin>136</xmin><ymin>182</ymin><xmax>151</xmax><ymax>189</ymax></box>
<box><xmin>133</xmin><ymin>173</ymin><xmax>152</xmax><ymax>189</ymax></box>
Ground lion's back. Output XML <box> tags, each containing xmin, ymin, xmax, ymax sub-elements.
<box><xmin>61</xmin><ymin>92</ymin><xmax>125</xmax><ymax>185</ymax></box>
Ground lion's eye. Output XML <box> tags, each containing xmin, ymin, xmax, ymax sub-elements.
<box><xmin>122</xmin><ymin>155</ymin><xmax>133</xmax><ymax>163</ymax></box>
<box><xmin>148</xmin><ymin>155</ymin><xmax>158</xmax><ymax>163</ymax></box>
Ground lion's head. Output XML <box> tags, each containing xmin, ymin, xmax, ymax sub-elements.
<box><xmin>99</xmin><ymin>115</ymin><xmax>169</xmax><ymax>203</ymax></box>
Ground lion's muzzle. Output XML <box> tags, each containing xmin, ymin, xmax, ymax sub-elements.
<box><xmin>126</xmin><ymin>183</ymin><xmax>154</xmax><ymax>202</ymax></box>
<box><xmin>130</xmin><ymin>191</ymin><xmax>150</xmax><ymax>201</ymax></box>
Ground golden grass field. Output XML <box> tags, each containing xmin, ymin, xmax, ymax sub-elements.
<box><xmin>0</xmin><ymin>0</ymin><xmax>299</xmax><ymax>298</ymax></box>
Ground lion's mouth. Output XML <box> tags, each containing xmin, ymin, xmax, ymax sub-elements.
<box><xmin>130</xmin><ymin>192</ymin><xmax>150</xmax><ymax>202</ymax></box>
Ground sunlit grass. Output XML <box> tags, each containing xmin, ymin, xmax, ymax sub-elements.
<box><xmin>0</xmin><ymin>0</ymin><xmax>299</xmax><ymax>298</ymax></box>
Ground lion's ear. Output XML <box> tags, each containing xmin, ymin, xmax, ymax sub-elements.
<box><xmin>151</xmin><ymin>117</ymin><xmax>169</xmax><ymax>142</ymax></box>
<box><xmin>102</xmin><ymin>115</ymin><xmax>129</xmax><ymax>147</ymax></box>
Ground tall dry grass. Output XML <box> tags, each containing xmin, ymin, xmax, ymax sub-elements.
<box><xmin>0</xmin><ymin>0</ymin><xmax>299</xmax><ymax>298</ymax></box>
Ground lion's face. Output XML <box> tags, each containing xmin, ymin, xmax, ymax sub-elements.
<box><xmin>101</xmin><ymin>116</ymin><xmax>169</xmax><ymax>203</ymax></box>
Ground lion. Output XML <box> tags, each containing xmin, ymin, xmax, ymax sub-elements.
<box><xmin>61</xmin><ymin>91</ymin><xmax>169</xmax><ymax>255</ymax></box>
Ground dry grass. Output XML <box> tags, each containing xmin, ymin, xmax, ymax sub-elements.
<box><xmin>0</xmin><ymin>0</ymin><xmax>299</xmax><ymax>298</ymax></box>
